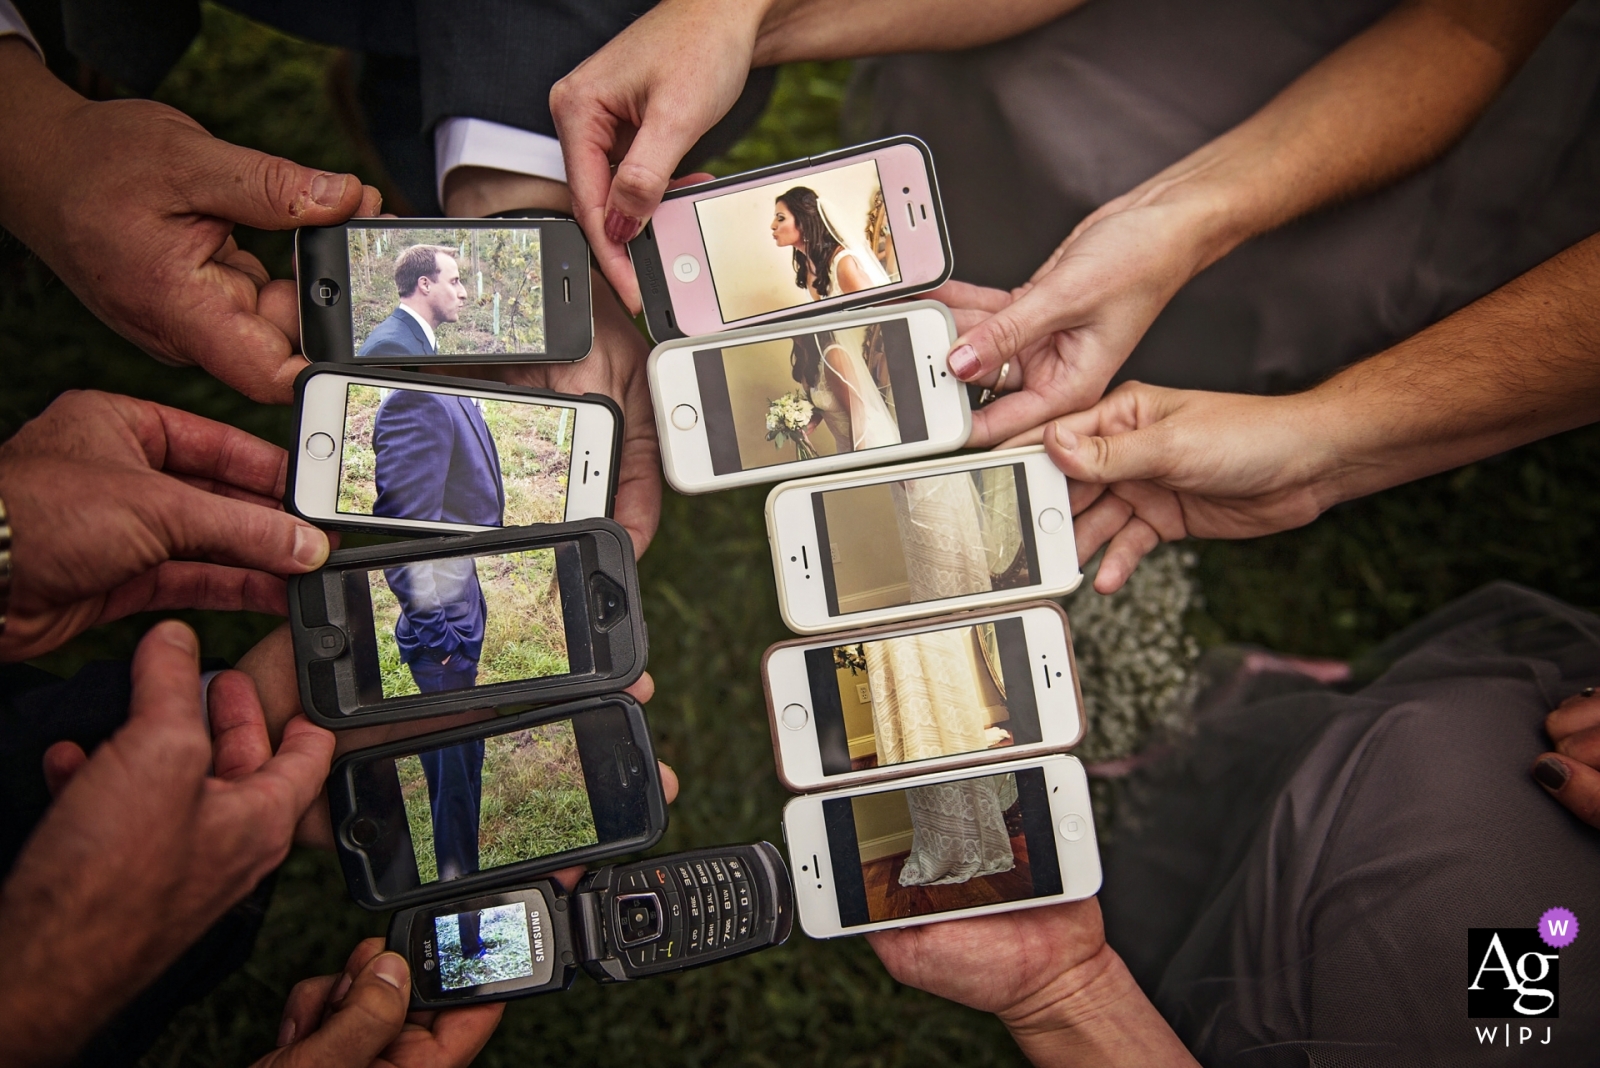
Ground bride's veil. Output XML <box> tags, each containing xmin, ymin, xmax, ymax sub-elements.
<box><xmin>816</xmin><ymin>196</ymin><xmax>893</xmax><ymax>287</ymax></box>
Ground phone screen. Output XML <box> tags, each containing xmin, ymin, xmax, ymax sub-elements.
<box><xmin>805</xmin><ymin>616</ymin><xmax>1040</xmax><ymax>777</ymax></box>
<box><xmin>812</xmin><ymin>461</ymin><xmax>1040</xmax><ymax>617</ymax></box>
<box><xmin>335</xmin><ymin>383</ymin><xmax>577</xmax><ymax>527</ymax></box>
<box><xmin>415</xmin><ymin>887</ymin><xmax>559</xmax><ymax>999</ymax></box>
<box><xmin>821</xmin><ymin>767</ymin><xmax>1062</xmax><ymax>928</ymax></box>
<box><xmin>692</xmin><ymin>317</ymin><xmax>927</xmax><ymax>476</ymax></box>
<box><xmin>346</xmin><ymin>226</ymin><xmax>546</xmax><ymax>357</ymax></box>
<box><xmin>350</xmin><ymin>706</ymin><xmax>650</xmax><ymax>896</ymax></box>
<box><xmin>693</xmin><ymin>159</ymin><xmax>903</xmax><ymax>325</ymax></box>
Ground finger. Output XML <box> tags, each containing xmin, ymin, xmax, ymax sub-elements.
<box><xmin>1068</xmin><ymin>479</ymin><xmax>1108</xmax><ymax>517</ymax></box>
<box><xmin>1095</xmin><ymin>516</ymin><xmax>1163</xmax><ymax>594</ymax></box>
<box><xmin>923</xmin><ymin>279</ymin><xmax>1014</xmax><ymax>315</ymax></box>
<box><xmin>658</xmin><ymin>760</ymin><xmax>678</xmax><ymax>805</ymax></box>
<box><xmin>1532</xmin><ymin>753</ymin><xmax>1600</xmax><ymax>830</ymax></box>
<box><xmin>1546</xmin><ymin>691</ymin><xmax>1600</xmax><ymax>742</ymax></box>
<box><xmin>624</xmin><ymin>670</ymin><xmax>655</xmax><ymax>704</ymax></box>
<box><xmin>604</xmin><ymin>117</ymin><xmax>705</xmax><ymax>243</ymax></box>
<box><xmin>1107</xmin><ymin>479</ymin><xmax>1188</xmax><ymax>543</ymax></box>
<box><xmin>293</xmin><ymin>791</ymin><xmax>335</xmax><ymax>851</ymax></box>
<box><xmin>258</xmin><ymin>279</ymin><xmax>305</xmax><ymax>352</ymax></box>
<box><xmin>1045</xmin><ymin>419</ymin><xmax>1174</xmax><ymax>489</ymax></box>
<box><xmin>207</xmin><ymin>670</ymin><xmax>274</xmax><ymax>781</ymax></box>
<box><xmin>550</xmin><ymin>865</ymin><xmax>587</xmax><ymax>892</ymax></box>
<box><xmin>1069</xmin><ymin>492</ymin><xmax>1134</xmax><ymax>567</ymax></box>
<box><xmin>145</xmin><ymin>401</ymin><xmax>292</xmax><ymax>498</ymax></box>
<box><xmin>416</xmin><ymin>1002</ymin><xmax>506</xmax><ymax>1064</ymax></box>
<box><xmin>239</xmin><ymin>715</ymin><xmax>337</xmax><ymax>836</ymax></box>
<box><xmin>1553</xmin><ymin>723</ymin><xmax>1600</xmax><ymax>767</ymax></box>
<box><xmin>175</xmin><ymin>136</ymin><xmax>370</xmax><ymax>230</ymax></box>
<box><xmin>96</xmin><ymin>562</ymin><xmax>289</xmax><ymax>624</ymax></box>
<box><xmin>336</xmin><ymin>938</ymin><xmax>390</xmax><ymax>1000</ymax></box>
<box><xmin>277</xmin><ymin>973</ymin><xmax>341</xmax><ymax>1048</ymax></box>
<box><xmin>42</xmin><ymin>741</ymin><xmax>89</xmax><ymax>798</ymax></box>
<box><xmin>277</xmin><ymin>952</ymin><xmax>410</xmax><ymax>1066</ymax></box>
<box><xmin>945</xmin><ymin>284</ymin><xmax>1064</xmax><ymax>383</ymax></box>
<box><xmin>160</xmin><ymin>482</ymin><xmax>329</xmax><ymax>573</ymax></box>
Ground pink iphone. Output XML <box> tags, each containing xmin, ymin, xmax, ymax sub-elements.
<box><xmin>629</xmin><ymin>137</ymin><xmax>952</xmax><ymax>341</ymax></box>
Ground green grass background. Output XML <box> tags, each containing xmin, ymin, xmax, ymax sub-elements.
<box><xmin>1</xmin><ymin>5</ymin><xmax>1595</xmax><ymax>1065</ymax></box>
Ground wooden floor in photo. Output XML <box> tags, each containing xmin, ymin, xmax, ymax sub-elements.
<box><xmin>861</xmin><ymin>833</ymin><xmax>1033</xmax><ymax>921</ymax></box>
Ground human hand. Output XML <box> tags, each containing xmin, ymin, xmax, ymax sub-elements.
<box><xmin>1533</xmin><ymin>689</ymin><xmax>1600</xmax><ymax>828</ymax></box>
<box><xmin>0</xmin><ymin>390</ymin><xmax>330</xmax><ymax>660</ymax></box>
<box><xmin>0</xmin><ymin>39</ymin><xmax>381</xmax><ymax>404</ymax></box>
<box><xmin>259</xmin><ymin>939</ymin><xmax>502</xmax><ymax>1068</ymax></box>
<box><xmin>0</xmin><ymin>622</ymin><xmax>335</xmax><ymax>1064</ymax></box>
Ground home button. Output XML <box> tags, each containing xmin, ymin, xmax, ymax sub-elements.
<box><xmin>1058</xmin><ymin>813</ymin><xmax>1087</xmax><ymax>842</ymax></box>
<box><xmin>1038</xmin><ymin>507</ymin><xmax>1065</xmax><ymax>534</ymax></box>
<box><xmin>670</xmin><ymin>404</ymin><xmax>699</xmax><ymax>431</ymax></box>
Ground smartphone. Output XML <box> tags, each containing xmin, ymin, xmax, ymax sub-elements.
<box><xmin>765</xmin><ymin>446</ymin><xmax>1080</xmax><ymax>634</ymax></box>
<box><xmin>386</xmin><ymin>842</ymin><xmax>793</xmax><ymax>1008</ymax></box>
<box><xmin>630</xmin><ymin>137</ymin><xmax>952</xmax><ymax>341</ymax></box>
<box><xmin>762</xmin><ymin>603</ymin><xmax>1082</xmax><ymax>792</ymax></box>
<box><xmin>782</xmin><ymin>755</ymin><xmax>1099</xmax><ymax>937</ymax></box>
<box><xmin>287</xmin><ymin>365</ymin><xmax>620</xmax><ymax>535</ymax></box>
<box><xmin>648</xmin><ymin>301</ymin><xmax>970</xmax><ymax>494</ymax></box>
<box><xmin>297</xmin><ymin>217</ymin><xmax>593</xmax><ymax>364</ymax></box>
<box><xmin>328</xmin><ymin>696</ymin><xmax>667</xmax><ymax>910</ymax></box>
<box><xmin>288</xmin><ymin>523</ymin><xmax>644</xmax><ymax>729</ymax></box>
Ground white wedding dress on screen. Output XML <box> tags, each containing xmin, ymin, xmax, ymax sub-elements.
<box><xmin>899</xmin><ymin>771</ymin><xmax>1019</xmax><ymax>886</ymax></box>
<box><xmin>810</xmin><ymin>339</ymin><xmax>899</xmax><ymax>453</ymax></box>
<box><xmin>865</xmin><ymin>627</ymin><xmax>993</xmax><ymax>767</ymax></box>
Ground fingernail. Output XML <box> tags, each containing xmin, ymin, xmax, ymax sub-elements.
<box><xmin>605</xmin><ymin>209</ymin><xmax>640</xmax><ymax>245</ymax></box>
<box><xmin>1534</xmin><ymin>756</ymin><xmax>1570</xmax><ymax>791</ymax></box>
<box><xmin>310</xmin><ymin>173</ymin><xmax>346</xmax><ymax>209</ymax></box>
<box><xmin>948</xmin><ymin>344</ymin><xmax>979</xmax><ymax>381</ymax></box>
<box><xmin>1053</xmin><ymin>422</ymin><xmax>1078</xmax><ymax>452</ymax></box>
<box><xmin>276</xmin><ymin>1017</ymin><xmax>296</xmax><ymax>1047</ymax></box>
<box><xmin>293</xmin><ymin>525</ymin><xmax>329</xmax><ymax>569</ymax></box>
<box><xmin>372</xmin><ymin>953</ymin><xmax>409</xmax><ymax>989</ymax></box>
<box><xmin>331</xmin><ymin>971</ymin><xmax>354</xmax><ymax>1004</ymax></box>
<box><xmin>160</xmin><ymin>621</ymin><xmax>198</xmax><ymax>655</ymax></box>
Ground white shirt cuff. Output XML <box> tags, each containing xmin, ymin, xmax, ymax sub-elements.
<box><xmin>434</xmin><ymin>117</ymin><xmax>568</xmax><ymax>208</ymax></box>
<box><xmin>0</xmin><ymin>1</ymin><xmax>42</xmax><ymax>57</ymax></box>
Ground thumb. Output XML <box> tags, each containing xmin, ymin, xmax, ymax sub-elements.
<box><xmin>603</xmin><ymin>116</ymin><xmax>706</xmax><ymax>243</ymax></box>
<box><xmin>945</xmin><ymin>283</ymin><xmax>1061</xmax><ymax>383</ymax></box>
<box><xmin>42</xmin><ymin>741</ymin><xmax>89</xmax><ymax>798</ymax></box>
<box><xmin>176</xmin><ymin>135</ymin><xmax>372</xmax><ymax>230</ymax></box>
<box><xmin>273</xmin><ymin>952</ymin><xmax>410</xmax><ymax>1068</ymax></box>
<box><xmin>163</xmin><ymin>483</ymin><xmax>330</xmax><ymax>574</ymax></box>
<box><xmin>1044</xmin><ymin>419</ymin><xmax>1173</xmax><ymax>488</ymax></box>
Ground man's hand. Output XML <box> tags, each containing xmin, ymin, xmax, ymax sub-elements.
<box><xmin>0</xmin><ymin>621</ymin><xmax>336</xmax><ymax>1064</ymax></box>
<box><xmin>1534</xmin><ymin>690</ymin><xmax>1600</xmax><ymax>829</ymax></box>
<box><xmin>0</xmin><ymin>391</ymin><xmax>331</xmax><ymax>660</ymax></box>
<box><xmin>0</xmin><ymin>39</ymin><xmax>381</xmax><ymax>403</ymax></box>
<box><xmin>257</xmin><ymin>939</ymin><xmax>502</xmax><ymax>1068</ymax></box>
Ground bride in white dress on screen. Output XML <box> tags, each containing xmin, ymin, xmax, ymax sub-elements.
<box><xmin>790</xmin><ymin>330</ymin><xmax>899</xmax><ymax>453</ymax></box>
<box><xmin>771</xmin><ymin>186</ymin><xmax>893</xmax><ymax>302</ymax></box>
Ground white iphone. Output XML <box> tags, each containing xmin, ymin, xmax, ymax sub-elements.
<box><xmin>782</xmin><ymin>754</ymin><xmax>1100</xmax><ymax>937</ymax></box>
<box><xmin>765</xmin><ymin>446</ymin><xmax>1081</xmax><ymax>634</ymax></box>
<box><xmin>762</xmin><ymin>602</ymin><xmax>1083</xmax><ymax>792</ymax></box>
<box><xmin>287</xmin><ymin>365</ymin><xmax>620</xmax><ymax>535</ymax></box>
<box><xmin>648</xmin><ymin>301</ymin><xmax>970</xmax><ymax>494</ymax></box>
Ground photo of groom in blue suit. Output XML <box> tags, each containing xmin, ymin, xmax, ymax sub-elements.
<box><xmin>373</xmin><ymin>387</ymin><xmax>504</xmax><ymax>958</ymax></box>
<box><xmin>358</xmin><ymin>243</ymin><xmax>469</xmax><ymax>357</ymax></box>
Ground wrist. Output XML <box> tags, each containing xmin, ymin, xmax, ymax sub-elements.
<box><xmin>442</xmin><ymin>169</ymin><xmax>571</xmax><ymax>218</ymax></box>
<box><xmin>0</xmin><ymin>38</ymin><xmax>87</xmax><ymax>245</ymax></box>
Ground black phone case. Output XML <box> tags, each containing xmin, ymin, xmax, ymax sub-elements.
<box><xmin>330</xmin><ymin>696</ymin><xmax>668</xmax><ymax>910</ymax></box>
<box><xmin>387</xmin><ymin>842</ymin><xmax>793</xmax><ymax>1008</ymax></box>
<box><xmin>295</xmin><ymin>217</ymin><xmax>593</xmax><ymax>364</ymax></box>
<box><xmin>288</xmin><ymin>522</ymin><xmax>646</xmax><ymax>729</ymax></box>
<box><xmin>282</xmin><ymin>363</ymin><xmax>624</xmax><ymax>535</ymax></box>
<box><xmin>628</xmin><ymin>135</ymin><xmax>953</xmax><ymax>344</ymax></box>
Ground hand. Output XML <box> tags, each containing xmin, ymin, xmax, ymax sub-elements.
<box><xmin>1019</xmin><ymin>381</ymin><xmax>1333</xmax><ymax>594</ymax></box>
<box><xmin>0</xmin><ymin>39</ymin><xmax>381</xmax><ymax>403</ymax></box>
<box><xmin>551</xmin><ymin>0</ymin><xmax>766</xmax><ymax>310</ymax></box>
<box><xmin>1534</xmin><ymin>689</ymin><xmax>1600</xmax><ymax>828</ymax></box>
<box><xmin>0</xmin><ymin>390</ymin><xmax>331</xmax><ymax>660</ymax></box>
<box><xmin>0</xmin><ymin>622</ymin><xmax>336</xmax><ymax>1064</ymax></box>
<box><xmin>259</xmin><ymin>939</ymin><xmax>502</xmax><ymax>1068</ymax></box>
<box><xmin>938</xmin><ymin>192</ymin><xmax>1217</xmax><ymax>447</ymax></box>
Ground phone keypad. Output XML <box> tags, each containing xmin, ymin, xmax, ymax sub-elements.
<box><xmin>610</xmin><ymin>852</ymin><xmax>764</xmax><ymax>975</ymax></box>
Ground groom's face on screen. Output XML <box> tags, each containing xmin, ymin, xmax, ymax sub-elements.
<box><xmin>404</xmin><ymin>250</ymin><xmax>468</xmax><ymax>329</ymax></box>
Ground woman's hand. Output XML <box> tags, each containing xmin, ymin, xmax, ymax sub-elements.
<box><xmin>1534</xmin><ymin>690</ymin><xmax>1600</xmax><ymax>829</ymax></box>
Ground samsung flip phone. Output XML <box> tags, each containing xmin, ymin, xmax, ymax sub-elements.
<box><xmin>287</xmin><ymin>365</ymin><xmax>620</xmax><ymax>536</ymax></box>
<box><xmin>764</xmin><ymin>446</ymin><xmax>1081</xmax><ymax>634</ymax></box>
<box><xmin>297</xmin><ymin>217</ymin><xmax>593</xmax><ymax>364</ymax></box>
<box><xmin>387</xmin><ymin>842</ymin><xmax>793</xmax><ymax>1008</ymax></box>
<box><xmin>629</xmin><ymin>137</ymin><xmax>952</xmax><ymax>341</ymax></box>
<box><xmin>762</xmin><ymin>602</ymin><xmax>1083</xmax><ymax>792</ymax></box>
<box><xmin>782</xmin><ymin>755</ymin><xmax>1100</xmax><ymax>937</ymax></box>
<box><xmin>288</xmin><ymin>523</ymin><xmax>644</xmax><ymax>729</ymax></box>
<box><xmin>647</xmin><ymin>300</ymin><xmax>970</xmax><ymax>494</ymax></box>
<box><xmin>329</xmin><ymin>696</ymin><xmax>667</xmax><ymax>910</ymax></box>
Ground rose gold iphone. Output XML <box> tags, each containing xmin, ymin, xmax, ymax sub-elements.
<box><xmin>629</xmin><ymin>137</ymin><xmax>952</xmax><ymax>341</ymax></box>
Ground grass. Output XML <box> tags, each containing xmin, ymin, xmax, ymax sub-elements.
<box><xmin>0</xmin><ymin>6</ymin><xmax>1592</xmax><ymax>1066</ymax></box>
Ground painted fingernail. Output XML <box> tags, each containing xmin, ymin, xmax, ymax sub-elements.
<box><xmin>293</xmin><ymin>525</ymin><xmax>330</xmax><ymax>568</ymax></box>
<box><xmin>1534</xmin><ymin>756</ymin><xmax>1570</xmax><ymax>791</ymax></box>
<box><xmin>310</xmin><ymin>172</ymin><xmax>346</xmax><ymax>209</ymax></box>
<box><xmin>605</xmin><ymin>209</ymin><xmax>640</xmax><ymax>245</ymax></box>
<box><xmin>331</xmin><ymin>971</ymin><xmax>354</xmax><ymax>1004</ymax></box>
<box><xmin>276</xmin><ymin>1017</ymin><xmax>296</xmax><ymax>1048</ymax></box>
<box><xmin>948</xmin><ymin>344</ymin><xmax>979</xmax><ymax>380</ymax></box>
<box><xmin>372</xmin><ymin>953</ymin><xmax>409</xmax><ymax>989</ymax></box>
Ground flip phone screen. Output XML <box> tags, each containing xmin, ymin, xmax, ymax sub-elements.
<box><xmin>805</xmin><ymin>616</ymin><xmax>1041</xmax><ymax>778</ymax></box>
<box><xmin>694</xmin><ymin>159</ymin><xmax>901</xmax><ymax>325</ymax></box>
<box><xmin>821</xmin><ymin>767</ymin><xmax>1062</xmax><ymax>927</ymax></box>
<box><xmin>335</xmin><ymin>383</ymin><xmax>577</xmax><ymax>527</ymax></box>
<box><xmin>692</xmin><ymin>317</ymin><xmax>929</xmax><ymax>476</ymax></box>
<box><xmin>432</xmin><ymin>896</ymin><xmax>553</xmax><ymax>993</ymax></box>
<box><xmin>813</xmin><ymin>461</ymin><xmax>1041</xmax><ymax>617</ymax></box>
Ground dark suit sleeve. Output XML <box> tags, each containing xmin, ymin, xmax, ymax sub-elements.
<box><xmin>373</xmin><ymin>390</ymin><xmax>454</xmax><ymax>523</ymax></box>
<box><xmin>384</xmin><ymin>560</ymin><xmax>469</xmax><ymax>659</ymax></box>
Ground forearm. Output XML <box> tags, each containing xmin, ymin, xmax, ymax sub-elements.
<box><xmin>0</xmin><ymin>37</ymin><xmax>85</xmax><ymax>247</ymax></box>
<box><xmin>752</xmin><ymin>0</ymin><xmax>1086</xmax><ymax>66</ymax></box>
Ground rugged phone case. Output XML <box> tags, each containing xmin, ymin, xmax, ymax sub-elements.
<box><xmin>387</xmin><ymin>842</ymin><xmax>794</xmax><ymax>1008</ymax></box>
<box><xmin>330</xmin><ymin>696</ymin><xmax>668</xmax><ymax>910</ymax></box>
<box><xmin>288</xmin><ymin>521</ymin><xmax>645</xmax><ymax>729</ymax></box>
<box><xmin>627</xmin><ymin>136</ymin><xmax>954</xmax><ymax>343</ymax></box>
<box><xmin>283</xmin><ymin>364</ymin><xmax>624</xmax><ymax>536</ymax></box>
<box><xmin>759</xmin><ymin>600</ymin><xmax>1087</xmax><ymax>793</ymax></box>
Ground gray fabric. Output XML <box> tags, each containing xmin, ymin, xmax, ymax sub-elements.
<box><xmin>1101</xmin><ymin>584</ymin><xmax>1600</xmax><ymax>1065</ymax></box>
<box><xmin>850</xmin><ymin>0</ymin><xmax>1600</xmax><ymax>394</ymax></box>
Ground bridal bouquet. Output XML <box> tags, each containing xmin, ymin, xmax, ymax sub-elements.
<box><xmin>766</xmin><ymin>391</ymin><xmax>817</xmax><ymax>459</ymax></box>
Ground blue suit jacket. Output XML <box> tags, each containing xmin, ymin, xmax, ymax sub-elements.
<box><xmin>359</xmin><ymin>307</ymin><xmax>435</xmax><ymax>357</ymax></box>
<box><xmin>373</xmin><ymin>391</ymin><xmax>504</xmax><ymax>663</ymax></box>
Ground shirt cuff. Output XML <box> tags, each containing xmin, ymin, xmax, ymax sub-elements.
<box><xmin>434</xmin><ymin>117</ymin><xmax>568</xmax><ymax>209</ymax></box>
<box><xmin>0</xmin><ymin>1</ymin><xmax>41</xmax><ymax>57</ymax></box>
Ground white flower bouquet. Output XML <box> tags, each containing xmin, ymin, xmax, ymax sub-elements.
<box><xmin>765</xmin><ymin>391</ymin><xmax>817</xmax><ymax>459</ymax></box>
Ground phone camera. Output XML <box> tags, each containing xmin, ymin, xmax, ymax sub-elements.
<box><xmin>310</xmin><ymin>278</ymin><xmax>341</xmax><ymax>307</ymax></box>
<box><xmin>589</xmin><ymin>573</ymin><xmax>628</xmax><ymax>632</ymax></box>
